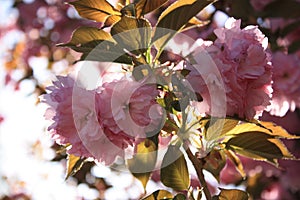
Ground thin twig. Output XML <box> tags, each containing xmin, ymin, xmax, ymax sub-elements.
<box><xmin>185</xmin><ymin>146</ymin><xmax>212</xmax><ymax>200</ymax></box>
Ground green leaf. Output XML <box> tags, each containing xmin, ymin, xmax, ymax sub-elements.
<box><xmin>152</xmin><ymin>0</ymin><xmax>216</xmax><ymax>52</ymax></box>
<box><xmin>117</xmin><ymin>0</ymin><xmax>130</xmax><ymax>7</ymax></box>
<box><xmin>259</xmin><ymin>121</ymin><xmax>300</xmax><ymax>139</ymax></box>
<box><xmin>225</xmin><ymin>121</ymin><xmax>300</xmax><ymax>139</ymax></box>
<box><xmin>181</xmin><ymin>17</ymin><xmax>210</xmax><ymax>32</ymax></box>
<box><xmin>135</xmin><ymin>0</ymin><xmax>169</xmax><ymax>18</ymax></box>
<box><xmin>161</xmin><ymin>145</ymin><xmax>190</xmax><ymax>191</ymax></box>
<box><xmin>58</xmin><ymin>27</ymin><xmax>114</xmax><ymax>47</ymax></box>
<box><xmin>121</xmin><ymin>3</ymin><xmax>136</xmax><ymax>16</ymax></box>
<box><xmin>65</xmin><ymin>154</ymin><xmax>87</xmax><ymax>180</ymax></box>
<box><xmin>104</xmin><ymin>15</ymin><xmax>123</xmax><ymax>27</ymax></box>
<box><xmin>203</xmin><ymin>150</ymin><xmax>226</xmax><ymax>182</ymax></box>
<box><xmin>205</xmin><ymin>118</ymin><xmax>239</xmax><ymax>142</ymax></box>
<box><xmin>224</xmin><ymin>149</ymin><xmax>246</xmax><ymax>178</ymax></box>
<box><xmin>127</xmin><ymin>139</ymin><xmax>157</xmax><ymax>189</ymax></box>
<box><xmin>57</xmin><ymin>27</ymin><xmax>132</xmax><ymax>64</ymax></box>
<box><xmin>69</xmin><ymin>0</ymin><xmax>121</xmax><ymax>26</ymax></box>
<box><xmin>142</xmin><ymin>190</ymin><xmax>173</xmax><ymax>200</ymax></box>
<box><xmin>111</xmin><ymin>16</ymin><xmax>152</xmax><ymax>54</ymax></box>
<box><xmin>225</xmin><ymin>132</ymin><xmax>294</xmax><ymax>165</ymax></box>
<box><xmin>64</xmin><ymin>39</ymin><xmax>132</xmax><ymax>64</ymax></box>
<box><xmin>213</xmin><ymin>188</ymin><xmax>248</xmax><ymax>200</ymax></box>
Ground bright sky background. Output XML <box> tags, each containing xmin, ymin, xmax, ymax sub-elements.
<box><xmin>0</xmin><ymin>1</ymin><xmax>92</xmax><ymax>198</ymax></box>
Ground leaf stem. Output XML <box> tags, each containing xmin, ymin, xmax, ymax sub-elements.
<box><xmin>185</xmin><ymin>145</ymin><xmax>212</xmax><ymax>200</ymax></box>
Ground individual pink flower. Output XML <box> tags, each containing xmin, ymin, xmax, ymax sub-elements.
<box><xmin>42</xmin><ymin>75</ymin><xmax>162</xmax><ymax>165</ymax></box>
<box><xmin>268</xmin><ymin>51</ymin><xmax>300</xmax><ymax>116</ymax></box>
<box><xmin>41</xmin><ymin>75</ymin><xmax>122</xmax><ymax>164</ymax></box>
<box><xmin>187</xmin><ymin>18</ymin><xmax>272</xmax><ymax>119</ymax></box>
<box><xmin>95</xmin><ymin>78</ymin><xmax>163</xmax><ymax>148</ymax></box>
<box><xmin>41</xmin><ymin>75</ymin><xmax>99</xmax><ymax>160</ymax></box>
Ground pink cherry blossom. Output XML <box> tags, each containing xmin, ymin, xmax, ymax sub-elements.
<box><xmin>187</xmin><ymin>18</ymin><xmax>272</xmax><ymax>119</ymax></box>
<box><xmin>41</xmin><ymin>75</ymin><xmax>98</xmax><ymax>159</ymax></box>
<box><xmin>268</xmin><ymin>51</ymin><xmax>300</xmax><ymax>116</ymax></box>
<box><xmin>41</xmin><ymin>75</ymin><xmax>126</xmax><ymax>164</ymax></box>
<box><xmin>42</xmin><ymin>75</ymin><xmax>162</xmax><ymax>165</ymax></box>
<box><xmin>95</xmin><ymin>78</ymin><xmax>163</xmax><ymax>146</ymax></box>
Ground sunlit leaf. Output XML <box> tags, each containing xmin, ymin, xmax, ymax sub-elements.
<box><xmin>153</xmin><ymin>0</ymin><xmax>216</xmax><ymax>52</ymax></box>
<box><xmin>161</xmin><ymin>145</ymin><xmax>190</xmax><ymax>191</ymax></box>
<box><xmin>58</xmin><ymin>27</ymin><xmax>114</xmax><ymax>47</ymax></box>
<box><xmin>205</xmin><ymin>118</ymin><xmax>239</xmax><ymax>141</ymax></box>
<box><xmin>224</xmin><ymin>149</ymin><xmax>246</xmax><ymax>178</ymax></box>
<box><xmin>66</xmin><ymin>154</ymin><xmax>87</xmax><ymax>180</ymax></box>
<box><xmin>142</xmin><ymin>190</ymin><xmax>173</xmax><ymax>200</ymax></box>
<box><xmin>268</xmin><ymin>138</ymin><xmax>295</xmax><ymax>159</ymax></box>
<box><xmin>69</xmin><ymin>0</ymin><xmax>121</xmax><ymax>26</ymax></box>
<box><xmin>127</xmin><ymin>139</ymin><xmax>157</xmax><ymax>189</ymax></box>
<box><xmin>121</xmin><ymin>3</ymin><xmax>136</xmax><ymax>16</ymax></box>
<box><xmin>213</xmin><ymin>188</ymin><xmax>248</xmax><ymax>200</ymax></box>
<box><xmin>225</xmin><ymin>132</ymin><xmax>294</xmax><ymax>165</ymax></box>
<box><xmin>111</xmin><ymin>16</ymin><xmax>151</xmax><ymax>54</ymax></box>
<box><xmin>203</xmin><ymin>150</ymin><xmax>226</xmax><ymax>182</ymax></box>
<box><xmin>259</xmin><ymin>121</ymin><xmax>300</xmax><ymax>139</ymax></box>
<box><xmin>104</xmin><ymin>15</ymin><xmax>122</xmax><ymax>27</ymax></box>
<box><xmin>64</xmin><ymin>39</ymin><xmax>132</xmax><ymax>64</ymax></box>
<box><xmin>225</xmin><ymin>121</ymin><xmax>300</xmax><ymax>139</ymax></box>
<box><xmin>135</xmin><ymin>0</ymin><xmax>169</xmax><ymax>18</ymax></box>
<box><xmin>57</xmin><ymin>26</ymin><xmax>132</xmax><ymax>64</ymax></box>
<box><xmin>117</xmin><ymin>0</ymin><xmax>130</xmax><ymax>8</ymax></box>
<box><xmin>181</xmin><ymin>17</ymin><xmax>210</xmax><ymax>32</ymax></box>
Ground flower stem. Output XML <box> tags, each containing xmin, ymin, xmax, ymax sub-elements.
<box><xmin>185</xmin><ymin>146</ymin><xmax>212</xmax><ymax>200</ymax></box>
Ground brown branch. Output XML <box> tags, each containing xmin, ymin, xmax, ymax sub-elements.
<box><xmin>185</xmin><ymin>146</ymin><xmax>212</xmax><ymax>200</ymax></box>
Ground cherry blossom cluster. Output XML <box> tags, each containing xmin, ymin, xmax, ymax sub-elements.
<box><xmin>186</xmin><ymin>18</ymin><xmax>272</xmax><ymax>119</ymax></box>
<box><xmin>42</xmin><ymin>17</ymin><xmax>298</xmax><ymax>165</ymax></box>
<box><xmin>42</xmin><ymin>75</ymin><xmax>163</xmax><ymax>165</ymax></box>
